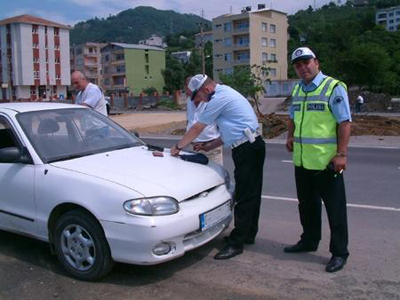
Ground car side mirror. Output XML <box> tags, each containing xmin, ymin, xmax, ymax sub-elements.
<box><xmin>0</xmin><ymin>147</ymin><xmax>32</xmax><ymax>164</ymax></box>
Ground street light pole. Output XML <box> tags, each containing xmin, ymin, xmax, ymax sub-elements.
<box><xmin>200</xmin><ymin>9</ymin><xmax>206</xmax><ymax>75</ymax></box>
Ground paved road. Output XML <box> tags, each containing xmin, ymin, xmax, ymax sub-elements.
<box><xmin>0</xmin><ymin>138</ymin><xmax>399</xmax><ymax>299</ymax></box>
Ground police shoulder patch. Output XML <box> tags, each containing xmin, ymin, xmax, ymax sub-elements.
<box><xmin>333</xmin><ymin>97</ymin><xmax>343</xmax><ymax>104</ymax></box>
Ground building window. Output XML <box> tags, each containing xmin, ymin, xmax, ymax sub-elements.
<box><xmin>224</xmin><ymin>38</ymin><xmax>232</xmax><ymax>46</ymax></box>
<box><xmin>262</xmin><ymin>52</ymin><xmax>268</xmax><ymax>62</ymax></box>
<box><xmin>32</xmin><ymin>43</ymin><xmax>39</xmax><ymax>49</ymax></box>
<box><xmin>270</xmin><ymin>68</ymin><xmax>277</xmax><ymax>77</ymax></box>
<box><xmin>76</xmin><ymin>48</ymin><xmax>82</xmax><ymax>55</ymax></box>
<box><xmin>104</xmin><ymin>54</ymin><xmax>109</xmax><ymax>62</ymax></box>
<box><xmin>224</xmin><ymin>22</ymin><xmax>232</xmax><ymax>32</ymax></box>
<box><xmin>104</xmin><ymin>67</ymin><xmax>109</xmax><ymax>74</ymax></box>
<box><xmin>261</xmin><ymin>22</ymin><xmax>267</xmax><ymax>31</ymax></box>
<box><xmin>237</xmin><ymin>52</ymin><xmax>249</xmax><ymax>62</ymax></box>
<box><xmin>236</xmin><ymin>21</ymin><xmax>249</xmax><ymax>31</ymax></box>
<box><xmin>33</xmin><ymin>71</ymin><xmax>40</xmax><ymax>79</ymax></box>
<box><xmin>389</xmin><ymin>12</ymin><xmax>394</xmax><ymax>16</ymax></box>
<box><xmin>32</xmin><ymin>26</ymin><xmax>38</xmax><ymax>34</ymax></box>
<box><xmin>214</xmin><ymin>39</ymin><xmax>222</xmax><ymax>43</ymax></box>
<box><xmin>237</xmin><ymin>36</ymin><xmax>249</xmax><ymax>46</ymax></box>
<box><xmin>55</xmin><ymin>58</ymin><xmax>60</xmax><ymax>64</ymax></box>
<box><xmin>270</xmin><ymin>39</ymin><xmax>276</xmax><ymax>48</ymax></box>
<box><xmin>270</xmin><ymin>24</ymin><xmax>276</xmax><ymax>34</ymax></box>
<box><xmin>214</xmin><ymin>68</ymin><xmax>223</xmax><ymax>72</ymax></box>
<box><xmin>262</xmin><ymin>38</ymin><xmax>268</xmax><ymax>47</ymax></box>
<box><xmin>33</xmin><ymin>57</ymin><xmax>39</xmax><ymax>63</ymax></box>
<box><xmin>214</xmin><ymin>54</ymin><xmax>223</xmax><ymax>58</ymax></box>
<box><xmin>115</xmin><ymin>53</ymin><xmax>124</xmax><ymax>61</ymax></box>
<box><xmin>115</xmin><ymin>65</ymin><xmax>125</xmax><ymax>72</ymax></box>
<box><xmin>89</xmin><ymin>47</ymin><xmax>94</xmax><ymax>53</ymax></box>
<box><xmin>104</xmin><ymin>78</ymin><xmax>110</xmax><ymax>85</ymax></box>
<box><xmin>224</xmin><ymin>53</ymin><xmax>232</xmax><ymax>61</ymax></box>
<box><xmin>215</xmin><ymin>24</ymin><xmax>222</xmax><ymax>28</ymax></box>
<box><xmin>114</xmin><ymin>77</ymin><xmax>124</xmax><ymax>85</ymax></box>
<box><xmin>389</xmin><ymin>19</ymin><xmax>394</xmax><ymax>23</ymax></box>
<box><xmin>270</xmin><ymin>53</ymin><xmax>277</xmax><ymax>62</ymax></box>
<box><xmin>54</xmin><ymin>28</ymin><xmax>59</xmax><ymax>36</ymax></box>
<box><xmin>30</xmin><ymin>86</ymin><xmax>36</xmax><ymax>95</ymax></box>
<box><xmin>377</xmin><ymin>13</ymin><xmax>387</xmax><ymax>18</ymax></box>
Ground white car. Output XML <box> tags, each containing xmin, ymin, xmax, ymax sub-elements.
<box><xmin>0</xmin><ymin>103</ymin><xmax>232</xmax><ymax>280</ymax></box>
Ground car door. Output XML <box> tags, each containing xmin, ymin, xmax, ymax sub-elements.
<box><xmin>0</xmin><ymin>115</ymin><xmax>37</xmax><ymax>235</ymax></box>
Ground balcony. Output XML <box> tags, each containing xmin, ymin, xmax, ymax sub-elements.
<box><xmin>233</xmin><ymin>43</ymin><xmax>250</xmax><ymax>50</ymax></box>
<box><xmin>233</xmin><ymin>58</ymin><xmax>250</xmax><ymax>65</ymax></box>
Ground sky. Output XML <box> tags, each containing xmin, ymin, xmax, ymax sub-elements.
<box><xmin>0</xmin><ymin>0</ymin><xmax>337</xmax><ymax>26</ymax></box>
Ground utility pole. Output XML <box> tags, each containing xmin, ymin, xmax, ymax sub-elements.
<box><xmin>199</xmin><ymin>9</ymin><xmax>206</xmax><ymax>75</ymax></box>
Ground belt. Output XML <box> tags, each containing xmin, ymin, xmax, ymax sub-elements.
<box><xmin>230</xmin><ymin>133</ymin><xmax>261</xmax><ymax>149</ymax></box>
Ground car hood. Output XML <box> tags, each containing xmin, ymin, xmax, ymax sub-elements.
<box><xmin>50</xmin><ymin>146</ymin><xmax>225</xmax><ymax>201</ymax></box>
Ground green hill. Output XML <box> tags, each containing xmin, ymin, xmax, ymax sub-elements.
<box><xmin>70</xmin><ymin>6</ymin><xmax>211</xmax><ymax>45</ymax></box>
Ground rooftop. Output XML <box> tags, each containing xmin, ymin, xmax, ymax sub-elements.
<box><xmin>0</xmin><ymin>14</ymin><xmax>70</xmax><ymax>29</ymax></box>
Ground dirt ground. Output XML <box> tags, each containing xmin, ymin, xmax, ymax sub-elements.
<box><xmin>112</xmin><ymin>113</ymin><xmax>400</xmax><ymax>139</ymax></box>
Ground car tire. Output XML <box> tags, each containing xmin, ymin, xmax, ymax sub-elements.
<box><xmin>53</xmin><ymin>209</ymin><xmax>114</xmax><ymax>281</ymax></box>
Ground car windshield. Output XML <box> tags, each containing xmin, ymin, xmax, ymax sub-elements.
<box><xmin>17</xmin><ymin>108</ymin><xmax>144</xmax><ymax>163</ymax></box>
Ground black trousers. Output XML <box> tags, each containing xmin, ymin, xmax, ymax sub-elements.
<box><xmin>228</xmin><ymin>136</ymin><xmax>266</xmax><ymax>247</ymax></box>
<box><xmin>295</xmin><ymin>166</ymin><xmax>349</xmax><ymax>258</ymax></box>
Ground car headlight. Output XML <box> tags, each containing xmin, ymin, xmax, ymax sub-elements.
<box><xmin>123</xmin><ymin>196</ymin><xmax>179</xmax><ymax>216</ymax></box>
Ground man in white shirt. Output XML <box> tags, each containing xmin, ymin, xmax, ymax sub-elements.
<box><xmin>185</xmin><ymin>77</ymin><xmax>223</xmax><ymax>164</ymax></box>
<box><xmin>71</xmin><ymin>71</ymin><xmax>108</xmax><ymax>116</ymax></box>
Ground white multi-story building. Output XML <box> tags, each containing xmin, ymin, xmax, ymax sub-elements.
<box><xmin>138</xmin><ymin>34</ymin><xmax>166</xmax><ymax>48</ymax></box>
<box><xmin>0</xmin><ymin>14</ymin><xmax>71</xmax><ymax>101</ymax></box>
<box><xmin>171</xmin><ymin>51</ymin><xmax>192</xmax><ymax>63</ymax></box>
<box><xmin>376</xmin><ymin>6</ymin><xmax>400</xmax><ymax>31</ymax></box>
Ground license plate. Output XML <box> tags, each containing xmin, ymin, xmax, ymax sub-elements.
<box><xmin>200</xmin><ymin>201</ymin><xmax>231</xmax><ymax>231</ymax></box>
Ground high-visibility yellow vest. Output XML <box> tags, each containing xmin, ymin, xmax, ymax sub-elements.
<box><xmin>291</xmin><ymin>76</ymin><xmax>347</xmax><ymax>170</ymax></box>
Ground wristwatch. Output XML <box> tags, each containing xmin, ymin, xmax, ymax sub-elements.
<box><xmin>336</xmin><ymin>152</ymin><xmax>347</xmax><ymax>157</ymax></box>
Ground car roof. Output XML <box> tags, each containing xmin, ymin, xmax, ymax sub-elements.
<box><xmin>0</xmin><ymin>102</ymin><xmax>85</xmax><ymax>113</ymax></box>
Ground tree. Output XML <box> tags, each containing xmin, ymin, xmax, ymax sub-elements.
<box><xmin>161</xmin><ymin>57</ymin><xmax>185</xmax><ymax>93</ymax></box>
<box><xmin>219</xmin><ymin>64</ymin><xmax>270</xmax><ymax>116</ymax></box>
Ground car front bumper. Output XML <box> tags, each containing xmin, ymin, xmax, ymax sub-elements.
<box><xmin>101</xmin><ymin>185</ymin><xmax>232</xmax><ymax>265</ymax></box>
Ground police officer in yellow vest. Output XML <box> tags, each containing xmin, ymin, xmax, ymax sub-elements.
<box><xmin>284</xmin><ymin>47</ymin><xmax>351</xmax><ymax>273</ymax></box>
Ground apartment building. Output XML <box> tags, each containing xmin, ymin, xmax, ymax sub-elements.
<box><xmin>0</xmin><ymin>14</ymin><xmax>70</xmax><ymax>101</ymax></box>
<box><xmin>138</xmin><ymin>34</ymin><xmax>167</xmax><ymax>48</ymax></box>
<box><xmin>212</xmin><ymin>6</ymin><xmax>288</xmax><ymax>82</ymax></box>
<box><xmin>100</xmin><ymin>43</ymin><xmax>165</xmax><ymax>95</ymax></box>
<box><xmin>376</xmin><ymin>6</ymin><xmax>400</xmax><ymax>31</ymax></box>
<box><xmin>70</xmin><ymin>43</ymin><xmax>106</xmax><ymax>85</ymax></box>
<box><xmin>171</xmin><ymin>51</ymin><xmax>192</xmax><ymax>63</ymax></box>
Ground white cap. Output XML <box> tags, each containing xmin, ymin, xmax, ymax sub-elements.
<box><xmin>291</xmin><ymin>47</ymin><xmax>316</xmax><ymax>64</ymax></box>
<box><xmin>188</xmin><ymin>74</ymin><xmax>208</xmax><ymax>100</ymax></box>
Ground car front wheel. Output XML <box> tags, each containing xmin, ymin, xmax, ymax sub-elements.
<box><xmin>53</xmin><ymin>210</ymin><xmax>114</xmax><ymax>281</ymax></box>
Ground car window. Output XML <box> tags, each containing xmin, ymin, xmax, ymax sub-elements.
<box><xmin>17</xmin><ymin>108</ymin><xmax>144</xmax><ymax>163</ymax></box>
<box><xmin>0</xmin><ymin>117</ymin><xmax>19</xmax><ymax>149</ymax></box>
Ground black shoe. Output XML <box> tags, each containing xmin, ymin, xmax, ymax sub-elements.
<box><xmin>224</xmin><ymin>236</ymin><xmax>255</xmax><ymax>245</ymax></box>
<box><xmin>325</xmin><ymin>256</ymin><xmax>347</xmax><ymax>273</ymax></box>
<box><xmin>214</xmin><ymin>244</ymin><xmax>243</xmax><ymax>260</ymax></box>
<box><xmin>284</xmin><ymin>241</ymin><xmax>318</xmax><ymax>253</ymax></box>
